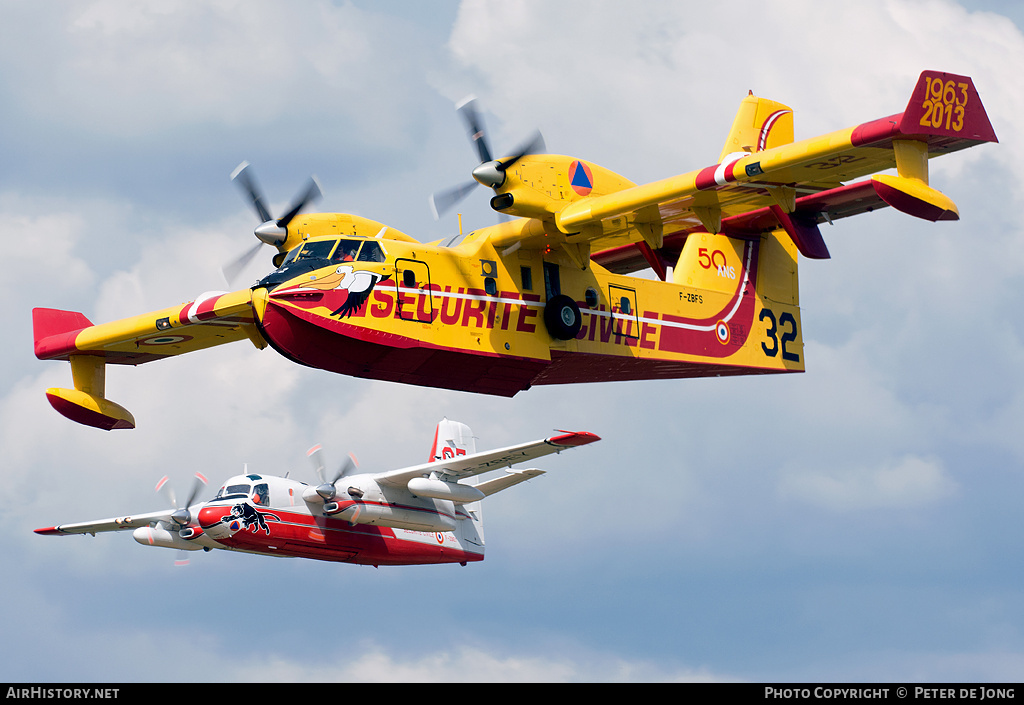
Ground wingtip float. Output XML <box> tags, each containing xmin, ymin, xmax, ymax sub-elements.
<box><xmin>34</xmin><ymin>70</ymin><xmax>997</xmax><ymax>430</ymax></box>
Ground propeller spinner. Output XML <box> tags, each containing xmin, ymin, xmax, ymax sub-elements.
<box><xmin>429</xmin><ymin>96</ymin><xmax>545</xmax><ymax>220</ymax></box>
<box><xmin>156</xmin><ymin>472</ymin><xmax>209</xmax><ymax>528</ymax></box>
<box><xmin>222</xmin><ymin>162</ymin><xmax>323</xmax><ymax>284</ymax></box>
<box><xmin>306</xmin><ymin>444</ymin><xmax>359</xmax><ymax>503</ymax></box>
<box><xmin>155</xmin><ymin>472</ymin><xmax>208</xmax><ymax>567</ymax></box>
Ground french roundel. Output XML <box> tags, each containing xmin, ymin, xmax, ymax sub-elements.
<box><xmin>715</xmin><ymin>321</ymin><xmax>730</xmax><ymax>345</ymax></box>
<box><xmin>569</xmin><ymin>161</ymin><xmax>594</xmax><ymax>196</ymax></box>
<box><xmin>140</xmin><ymin>335</ymin><xmax>193</xmax><ymax>346</ymax></box>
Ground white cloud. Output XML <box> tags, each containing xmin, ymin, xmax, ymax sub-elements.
<box><xmin>779</xmin><ymin>454</ymin><xmax>958</xmax><ymax>511</ymax></box>
<box><xmin>0</xmin><ymin>1</ymin><xmax>435</xmax><ymax>149</ymax></box>
<box><xmin>222</xmin><ymin>643</ymin><xmax>732</xmax><ymax>683</ymax></box>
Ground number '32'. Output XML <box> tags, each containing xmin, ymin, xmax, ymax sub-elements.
<box><xmin>760</xmin><ymin>308</ymin><xmax>800</xmax><ymax>362</ymax></box>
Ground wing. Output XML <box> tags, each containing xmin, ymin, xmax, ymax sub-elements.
<box><xmin>33</xmin><ymin>288</ymin><xmax>263</xmax><ymax>430</ymax></box>
<box><xmin>375</xmin><ymin>431</ymin><xmax>600</xmax><ymax>489</ymax></box>
<box><xmin>490</xmin><ymin>71</ymin><xmax>994</xmax><ymax>273</ymax></box>
<box><xmin>35</xmin><ymin>508</ymin><xmax>176</xmax><ymax>536</ymax></box>
<box><xmin>34</xmin><ymin>289</ymin><xmax>261</xmax><ymax>365</ymax></box>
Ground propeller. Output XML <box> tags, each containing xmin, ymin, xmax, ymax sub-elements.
<box><xmin>222</xmin><ymin>161</ymin><xmax>323</xmax><ymax>284</ymax></box>
<box><xmin>154</xmin><ymin>472</ymin><xmax>208</xmax><ymax>567</ymax></box>
<box><xmin>156</xmin><ymin>472</ymin><xmax>209</xmax><ymax>528</ymax></box>
<box><xmin>429</xmin><ymin>96</ymin><xmax>546</xmax><ymax>220</ymax></box>
<box><xmin>307</xmin><ymin>444</ymin><xmax>359</xmax><ymax>503</ymax></box>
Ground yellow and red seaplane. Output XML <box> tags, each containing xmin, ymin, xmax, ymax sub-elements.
<box><xmin>33</xmin><ymin>71</ymin><xmax>997</xmax><ymax>429</ymax></box>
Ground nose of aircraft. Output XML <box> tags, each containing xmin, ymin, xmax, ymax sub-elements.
<box><xmin>198</xmin><ymin>505</ymin><xmax>226</xmax><ymax>529</ymax></box>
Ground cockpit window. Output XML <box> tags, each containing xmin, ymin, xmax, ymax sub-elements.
<box><xmin>294</xmin><ymin>240</ymin><xmax>337</xmax><ymax>262</ymax></box>
<box><xmin>357</xmin><ymin>241</ymin><xmax>386</xmax><ymax>263</ymax></box>
<box><xmin>280</xmin><ymin>248</ymin><xmax>300</xmax><ymax>267</ymax></box>
<box><xmin>215</xmin><ymin>483</ymin><xmax>250</xmax><ymax>501</ymax></box>
<box><xmin>331</xmin><ymin>239</ymin><xmax>361</xmax><ymax>263</ymax></box>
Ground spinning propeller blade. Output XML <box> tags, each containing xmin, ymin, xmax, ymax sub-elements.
<box><xmin>430</xmin><ymin>97</ymin><xmax>545</xmax><ymax>220</ymax></box>
<box><xmin>221</xmin><ymin>241</ymin><xmax>264</xmax><ymax>286</ymax></box>
<box><xmin>156</xmin><ymin>472</ymin><xmax>208</xmax><ymax>528</ymax></box>
<box><xmin>307</xmin><ymin>445</ymin><xmax>359</xmax><ymax>502</ymax></box>
<box><xmin>457</xmin><ymin>95</ymin><xmax>493</xmax><ymax>164</ymax></box>
<box><xmin>222</xmin><ymin>162</ymin><xmax>323</xmax><ymax>285</ymax></box>
<box><xmin>154</xmin><ymin>472</ymin><xmax>208</xmax><ymax>568</ymax></box>
<box><xmin>230</xmin><ymin>161</ymin><xmax>273</xmax><ymax>224</ymax></box>
<box><xmin>429</xmin><ymin>181</ymin><xmax>479</xmax><ymax>221</ymax></box>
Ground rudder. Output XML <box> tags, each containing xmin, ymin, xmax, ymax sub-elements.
<box><xmin>428</xmin><ymin>418</ymin><xmax>477</xmax><ymax>462</ymax></box>
<box><xmin>719</xmin><ymin>93</ymin><xmax>794</xmax><ymax>162</ymax></box>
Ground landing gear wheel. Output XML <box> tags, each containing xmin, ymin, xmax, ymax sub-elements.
<box><xmin>544</xmin><ymin>295</ymin><xmax>582</xmax><ymax>340</ymax></box>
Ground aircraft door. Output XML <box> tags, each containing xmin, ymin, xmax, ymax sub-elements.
<box><xmin>395</xmin><ymin>258</ymin><xmax>434</xmax><ymax>323</ymax></box>
<box><xmin>608</xmin><ymin>284</ymin><xmax>639</xmax><ymax>339</ymax></box>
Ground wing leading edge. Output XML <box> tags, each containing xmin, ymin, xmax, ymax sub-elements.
<box><xmin>35</xmin><ymin>508</ymin><xmax>177</xmax><ymax>536</ymax></box>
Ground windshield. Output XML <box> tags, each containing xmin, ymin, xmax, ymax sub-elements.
<box><xmin>215</xmin><ymin>483</ymin><xmax>250</xmax><ymax>501</ymax></box>
<box><xmin>357</xmin><ymin>241</ymin><xmax>386</xmax><ymax>263</ymax></box>
<box><xmin>280</xmin><ymin>247</ymin><xmax>300</xmax><ymax>267</ymax></box>
<box><xmin>293</xmin><ymin>240</ymin><xmax>337</xmax><ymax>262</ymax></box>
<box><xmin>331</xmin><ymin>239</ymin><xmax>360</xmax><ymax>263</ymax></box>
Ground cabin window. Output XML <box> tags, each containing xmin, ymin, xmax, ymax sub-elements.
<box><xmin>294</xmin><ymin>240</ymin><xmax>337</xmax><ymax>262</ymax></box>
<box><xmin>543</xmin><ymin>262</ymin><xmax>561</xmax><ymax>298</ymax></box>
<box><xmin>331</xmin><ymin>239</ymin><xmax>361</xmax><ymax>263</ymax></box>
<box><xmin>484</xmin><ymin>277</ymin><xmax>498</xmax><ymax>296</ymax></box>
<box><xmin>357</xmin><ymin>242</ymin><xmax>386</xmax><ymax>263</ymax></box>
<box><xmin>585</xmin><ymin>288</ymin><xmax>599</xmax><ymax>308</ymax></box>
<box><xmin>521</xmin><ymin>266</ymin><xmax>533</xmax><ymax>291</ymax></box>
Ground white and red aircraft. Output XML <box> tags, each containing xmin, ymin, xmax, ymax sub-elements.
<box><xmin>35</xmin><ymin>419</ymin><xmax>599</xmax><ymax>567</ymax></box>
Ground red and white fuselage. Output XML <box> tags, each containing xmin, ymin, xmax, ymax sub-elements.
<box><xmin>35</xmin><ymin>419</ymin><xmax>600</xmax><ymax>567</ymax></box>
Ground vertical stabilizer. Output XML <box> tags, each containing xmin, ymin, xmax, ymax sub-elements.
<box><xmin>428</xmin><ymin>418</ymin><xmax>477</xmax><ymax>462</ymax></box>
<box><xmin>719</xmin><ymin>93</ymin><xmax>793</xmax><ymax>162</ymax></box>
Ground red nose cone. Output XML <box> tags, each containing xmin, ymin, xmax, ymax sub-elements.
<box><xmin>198</xmin><ymin>506</ymin><xmax>226</xmax><ymax>529</ymax></box>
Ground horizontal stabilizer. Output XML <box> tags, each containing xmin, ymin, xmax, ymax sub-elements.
<box><xmin>473</xmin><ymin>468</ymin><xmax>545</xmax><ymax>497</ymax></box>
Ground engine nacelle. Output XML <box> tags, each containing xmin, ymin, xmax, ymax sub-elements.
<box><xmin>407</xmin><ymin>477</ymin><xmax>485</xmax><ymax>504</ymax></box>
<box><xmin>301</xmin><ymin>485</ymin><xmax>325</xmax><ymax>503</ymax></box>
<box><xmin>132</xmin><ymin>526</ymin><xmax>202</xmax><ymax>551</ymax></box>
<box><xmin>324</xmin><ymin>500</ymin><xmax>456</xmax><ymax>533</ymax></box>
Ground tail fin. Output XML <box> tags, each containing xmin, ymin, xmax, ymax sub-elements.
<box><xmin>428</xmin><ymin>418</ymin><xmax>476</xmax><ymax>462</ymax></box>
<box><xmin>719</xmin><ymin>93</ymin><xmax>793</xmax><ymax>162</ymax></box>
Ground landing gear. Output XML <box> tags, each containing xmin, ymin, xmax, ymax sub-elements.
<box><xmin>544</xmin><ymin>295</ymin><xmax>582</xmax><ymax>340</ymax></box>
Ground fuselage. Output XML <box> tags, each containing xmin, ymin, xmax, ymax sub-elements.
<box><xmin>247</xmin><ymin>211</ymin><xmax>804</xmax><ymax>397</ymax></box>
<box><xmin>170</xmin><ymin>473</ymin><xmax>483</xmax><ymax>566</ymax></box>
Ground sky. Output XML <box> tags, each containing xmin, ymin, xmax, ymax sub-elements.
<box><xmin>1</xmin><ymin>0</ymin><xmax>1022</xmax><ymax>683</ymax></box>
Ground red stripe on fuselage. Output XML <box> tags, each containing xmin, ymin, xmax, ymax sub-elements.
<box><xmin>209</xmin><ymin>506</ymin><xmax>481</xmax><ymax>566</ymax></box>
